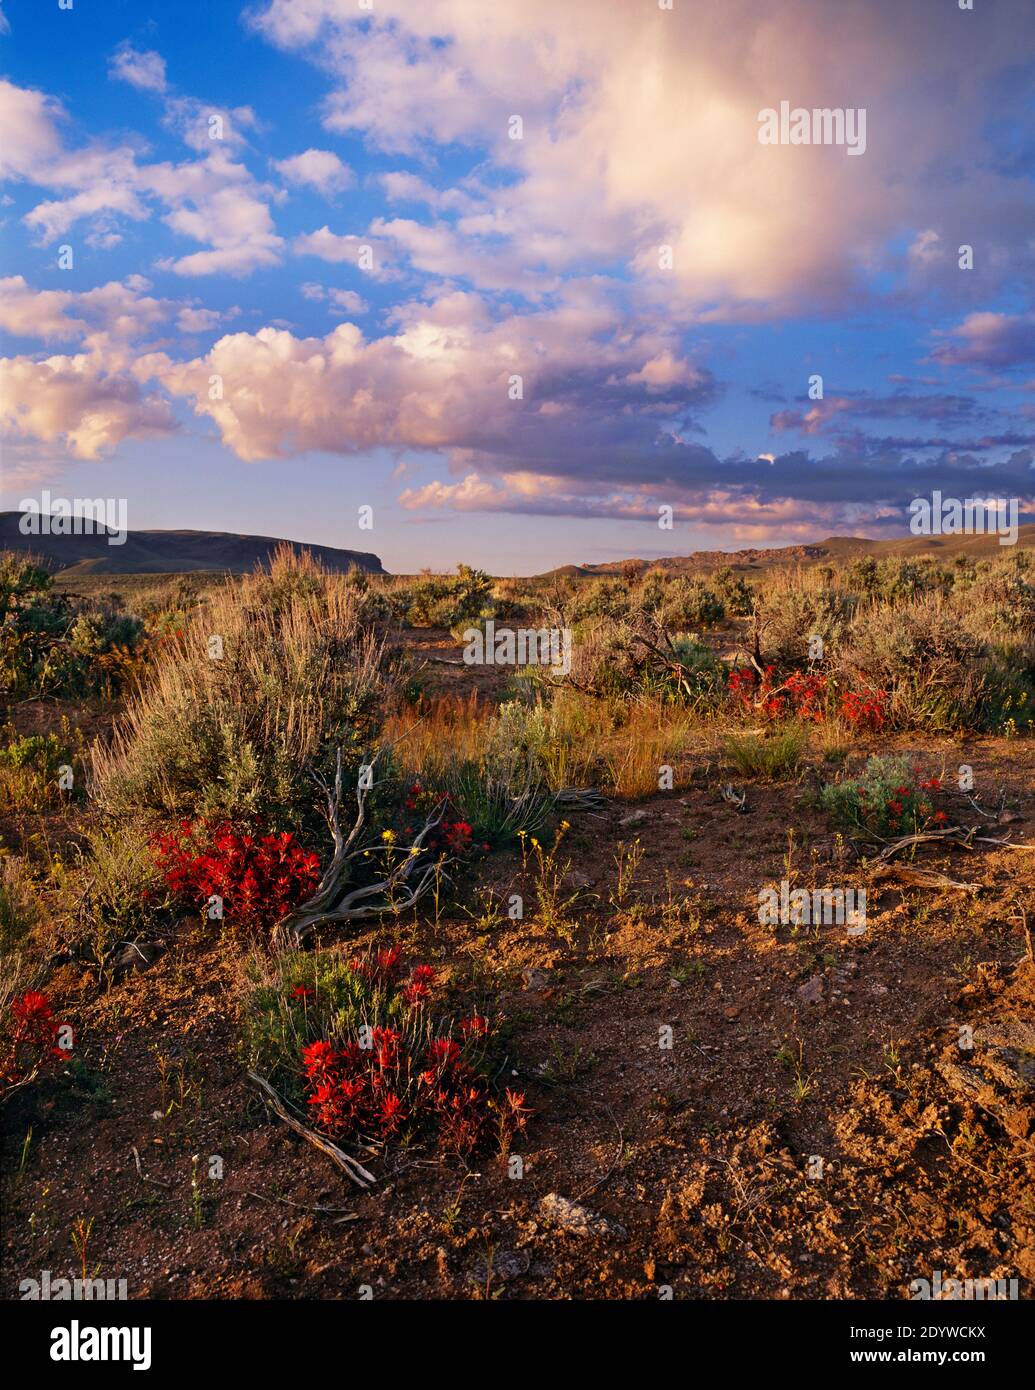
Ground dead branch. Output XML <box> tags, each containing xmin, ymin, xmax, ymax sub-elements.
<box><xmin>873</xmin><ymin>826</ymin><xmax>978</xmax><ymax>860</ymax></box>
<box><xmin>721</xmin><ymin>783</ymin><xmax>747</xmax><ymax>812</ymax></box>
<box><xmin>871</xmin><ymin>824</ymin><xmax>1023</xmax><ymax>863</ymax></box>
<box><xmin>869</xmin><ymin>864</ymin><xmax>980</xmax><ymax>894</ymax></box>
<box><xmin>243</xmin><ymin>1190</ymin><xmax>358</xmax><ymax>1220</ymax></box>
<box><xmin>130</xmin><ymin>1145</ymin><xmax>172</xmax><ymax>1188</ymax></box>
<box><xmin>247</xmin><ymin>1072</ymin><xmax>376</xmax><ymax>1188</ymax></box>
<box><xmin>272</xmin><ymin>747</ymin><xmax>452</xmax><ymax>948</ymax></box>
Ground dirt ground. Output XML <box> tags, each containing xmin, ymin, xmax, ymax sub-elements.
<box><xmin>3</xmin><ymin>636</ymin><xmax>1034</xmax><ymax>1301</ymax></box>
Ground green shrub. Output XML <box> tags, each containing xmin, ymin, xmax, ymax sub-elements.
<box><xmin>0</xmin><ymin>551</ymin><xmax>148</xmax><ymax>697</ymax></box>
<box><xmin>655</xmin><ymin>577</ymin><xmax>725</xmax><ymax>630</ymax></box>
<box><xmin>405</xmin><ymin>564</ymin><xmax>493</xmax><ymax>629</ymax></box>
<box><xmin>574</xmin><ymin>578</ymin><xmax>633</xmax><ymax>622</ymax></box>
<box><xmin>819</xmin><ymin>755</ymin><xmax>942</xmax><ymax>838</ymax></box>
<box><xmin>712</xmin><ymin>566</ymin><xmax>754</xmax><ymax>616</ymax></box>
<box><xmin>0</xmin><ymin>721</ymin><xmax>85</xmax><ymax>811</ymax></box>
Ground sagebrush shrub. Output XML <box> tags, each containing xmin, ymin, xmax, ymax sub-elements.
<box><xmin>753</xmin><ymin>573</ymin><xmax>856</xmax><ymax>668</ymax></box>
<box><xmin>834</xmin><ymin>596</ymin><xmax>988</xmax><ymax>730</ymax></box>
<box><xmin>93</xmin><ymin>550</ymin><xmax>394</xmax><ymax>827</ymax></box>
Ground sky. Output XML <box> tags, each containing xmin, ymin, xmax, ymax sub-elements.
<box><xmin>1</xmin><ymin>0</ymin><xmax>1034</xmax><ymax>574</ymax></box>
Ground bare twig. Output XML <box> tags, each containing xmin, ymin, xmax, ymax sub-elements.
<box><xmin>869</xmin><ymin>864</ymin><xmax>980</xmax><ymax>894</ymax></box>
<box><xmin>574</xmin><ymin>1104</ymin><xmax>624</xmax><ymax>1202</ymax></box>
<box><xmin>247</xmin><ymin>1072</ymin><xmax>376</xmax><ymax>1189</ymax></box>
<box><xmin>130</xmin><ymin>1146</ymin><xmax>172</xmax><ymax>1188</ymax></box>
<box><xmin>243</xmin><ymin>1189</ymin><xmax>358</xmax><ymax>1220</ymax></box>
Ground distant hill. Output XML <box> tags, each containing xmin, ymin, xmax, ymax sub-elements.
<box><xmin>0</xmin><ymin>514</ymin><xmax>385</xmax><ymax>576</ymax></box>
<box><xmin>544</xmin><ymin>525</ymin><xmax>1035</xmax><ymax>578</ymax></box>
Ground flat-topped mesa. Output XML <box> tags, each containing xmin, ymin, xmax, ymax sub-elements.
<box><xmin>0</xmin><ymin>512</ymin><xmax>386</xmax><ymax>576</ymax></box>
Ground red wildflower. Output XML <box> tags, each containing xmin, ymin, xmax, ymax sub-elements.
<box><xmin>459</xmin><ymin>1015</ymin><xmax>489</xmax><ymax>1038</ymax></box>
<box><xmin>426</xmin><ymin>1038</ymin><xmax>461</xmax><ymax>1069</ymax></box>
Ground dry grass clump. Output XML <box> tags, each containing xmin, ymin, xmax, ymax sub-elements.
<box><xmin>722</xmin><ymin>723</ymin><xmax>809</xmax><ymax>781</ymax></box>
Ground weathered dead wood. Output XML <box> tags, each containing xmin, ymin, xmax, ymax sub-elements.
<box><xmin>272</xmin><ymin>747</ymin><xmax>451</xmax><ymax>948</ymax></box>
<box><xmin>247</xmin><ymin>1072</ymin><xmax>376</xmax><ymax>1188</ymax></box>
<box><xmin>869</xmin><ymin>863</ymin><xmax>981</xmax><ymax>894</ymax></box>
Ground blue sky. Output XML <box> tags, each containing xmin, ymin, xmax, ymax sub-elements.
<box><xmin>1</xmin><ymin>0</ymin><xmax>1034</xmax><ymax>573</ymax></box>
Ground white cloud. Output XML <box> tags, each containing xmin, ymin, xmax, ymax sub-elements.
<box><xmin>252</xmin><ymin>0</ymin><xmax>1035</xmax><ymax>317</ymax></box>
<box><xmin>176</xmin><ymin>306</ymin><xmax>224</xmax><ymax>333</ymax></box>
<box><xmin>110</xmin><ymin>43</ymin><xmax>168</xmax><ymax>94</ymax></box>
<box><xmin>0</xmin><ymin>80</ymin><xmax>65</xmax><ymax>180</ymax></box>
<box><xmin>274</xmin><ymin>148</ymin><xmax>353</xmax><ymax>194</ymax></box>
<box><xmin>328</xmin><ymin>288</ymin><xmax>367</xmax><ymax>314</ymax></box>
<box><xmin>3</xmin><ymin>77</ymin><xmax>281</xmax><ymax>277</ymax></box>
<box><xmin>0</xmin><ymin>275</ymin><xmax>173</xmax><ymax>348</ymax></box>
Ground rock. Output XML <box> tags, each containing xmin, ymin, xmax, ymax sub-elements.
<box><xmin>521</xmin><ymin>967</ymin><xmax>551</xmax><ymax>992</ymax></box>
<box><xmin>537</xmin><ymin>1193</ymin><xmax>627</xmax><ymax>1240</ymax></box>
<box><xmin>935</xmin><ymin>1015</ymin><xmax>1034</xmax><ymax>1138</ymax></box>
<box><xmin>470</xmin><ymin>1249</ymin><xmax>529</xmax><ymax>1284</ymax></box>
<box><xmin>618</xmin><ymin>810</ymin><xmax>649</xmax><ymax>828</ymax></box>
<box><xmin>797</xmin><ymin>975</ymin><xmax>825</xmax><ymax>1005</ymax></box>
<box><xmin>976</xmin><ymin>1017</ymin><xmax>1035</xmax><ymax>1088</ymax></box>
<box><xmin>112</xmin><ymin>941</ymin><xmax>163</xmax><ymax>980</ymax></box>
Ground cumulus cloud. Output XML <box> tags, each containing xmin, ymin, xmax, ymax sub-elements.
<box><xmin>0</xmin><ymin>352</ymin><xmax>177</xmax><ymax>459</ymax></box>
<box><xmin>5</xmin><ymin>8</ymin><xmax>1034</xmax><ymax>548</ymax></box>
<box><xmin>379</xmin><ymin>171</ymin><xmax>479</xmax><ymax>214</ymax></box>
<box><xmin>0</xmin><ymin>80</ymin><xmax>67</xmax><ymax>180</ymax></box>
<box><xmin>0</xmin><ymin>275</ymin><xmax>175</xmax><ymax>347</ymax></box>
<box><xmin>109</xmin><ymin>43</ymin><xmax>168</xmax><ymax>94</ymax></box>
<box><xmin>2</xmin><ymin>75</ymin><xmax>280</xmax><ymax>277</ymax></box>
<box><xmin>149</xmin><ymin>151</ymin><xmax>284</xmax><ymax>276</ymax></box>
<box><xmin>299</xmin><ymin>283</ymin><xmax>369</xmax><ymax>314</ymax></box>
<box><xmin>176</xmin><ymin>305</ymin><xmax>225</xmax><ymax>333</ymax></box>
<box><xmin>135</xmin><ymin>286</ymin><xmax>715</xmax><ymax>466</ymax></box>
<box><xmin>274</xmin><ymin>149</ymin><xmax>353</xmax><ymax>194</ymax></box>
<box><xmin>252</xmin><ymin>0</ymin><xmax>1035</xmax><ymax>315</ymax></box>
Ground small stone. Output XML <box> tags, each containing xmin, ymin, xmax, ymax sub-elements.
<box><xmin>470</xmin><ymin>1250</ymin><xmax>529</xmax><ymax>1283</ymax></box>
<box><xmin>112</xmin><ymin>941</ymin><xmax>163</xmax><ymax>980</ymax></box>
<box><xmin>537</xmin><ymin>1193</ymin><xmax>627</xmax><ymax>1239</ymax></box>
<box><xmin>797</xmin><ymin>975</ymin><xmax>825</xmax><ymax>1005</ymax></box>
<box><xmin>521</xmin><ymin>967</ymin><xmax>551</xmax><ymax>992</ymax></box>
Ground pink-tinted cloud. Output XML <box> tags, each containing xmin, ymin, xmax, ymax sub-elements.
<box><xmin>253</xmin><ymin>0</ymin><xmax>1035</xmax><ymax>316</ymax></box>
<box><xmin>932</xmin><ymin>313</ymin><xmax>1035</xmax><ymax>369</ymax></box>
<box><xmin>0</xmin><ymin>351</ymin><xmax>177</xmax><ymax>460</ymax></box>
<box><xmin>274</xmin><ymin>148</ymin><xmax>353</xmax><ymax>194</ymax></box>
